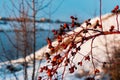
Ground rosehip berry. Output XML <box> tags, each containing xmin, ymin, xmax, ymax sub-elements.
<box><xmin>85</xmin><ymin>56</ymin><xmax>90</xmax><ymax>61</ymax></box>
<box><xmin>94</xmin><ymin>69</ymin><xmax>100</xmax><ymax>74</ymax></box>
<box><xmin>78</xmin><ymin>61</ymin><xmax>82</xmax><ymax>66</ymax></box>
<box><xmin>70</xmin><ymin>16</ymin><xmax>74</xmax><ymax>19</ymax></box>
<box><xmin>115</xmin><ymin>5</ymin><xmax>119</xmax><ymax>10</ymax></box>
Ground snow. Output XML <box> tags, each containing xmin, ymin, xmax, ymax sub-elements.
<box><xmin>0</xmin><ymin>13</ymin><xmax>120</xmax><ymax>80</ymax></box>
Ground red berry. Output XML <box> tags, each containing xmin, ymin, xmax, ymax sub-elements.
<box><xmin>40</xmin><ymin>68</ymin><xmax>43</xmax><ymax>72</ymax></box>
<box><xmin>63</xmin><ymin>23</ymin><xmax>67</xmax><ymax>28</ymax></box>
<box><xmin>47</xmin><ymin>69</ymin><xmax>52</xmax><ymax>77</ymax></box>
<box><xmin>115</xmin><ymin>5</ymin><xmax>119</xmax><ymax>10</ymax></box>
<box><xmin>52</xmin><ymin>29</ymin><xmax>57</xmax><ymax>35</ymax></box>
<box><xmin>47</xmin><ymin>37</ymin><xmax>52</xmax><ymax>47</ymax></box>
<box><xmin>69</xmin><ymin>67</ymin><xmax>74</xmax><ymax>73</ymax></box>
<box><xmin>99</xmin><ymin>25</ymin><xmax>102</xmax><ymax>28</ymax></box>
<box><xmin>38</xmin><ymin>76</ymin><xmax>42</xmax><ymax>80</ymax></box>
<box><xmin>53</xmin><ymin>56</ymin><xmax>57</xmax><ymax>62</ymax></box>
<box><xmin>74</xmin><ymin>17</ymin><xmax>78</xmax><ymax>20</ymax></box>
<box><xmin>57</xmin><ymin>35</ymin><xmax>62</xmax><ymax>42</ymax></box>
<box><xmin>78</xmin><ymin>61</ymin><xmax>82</xmax><ymax>66</ymax></box>
<box><xmin>61</xmin><ymin>43</ymin><xmax>67</xmax><ymax>49</ymax></box>
<box><xmin>85</xmin><ymin>56</ymin><xmax>90</xmax><ymax>61</ymax></box>
<box><xmin>109</xmin><ymin>25</ymin><xmax>114</xmax><ymax>32</ymax></box>
<box><xmin>70</xmin><ymin>16</ymin><xmax>74</xmax><ymax>19</ymax></box>
<box><xmin>50</xmin><ymin>46</ymin><xmax>55</xmax><ymax>52</ymax></box>
<box><xmin>94</xmin><ymin>69</ymin><xmax>100</xmax><ymax>74</ymax></box>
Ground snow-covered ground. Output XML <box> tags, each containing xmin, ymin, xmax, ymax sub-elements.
<box><xmin>0</xmin><ymin>13</ymin><xmax>120</xmax><ymax>80</ymax></box>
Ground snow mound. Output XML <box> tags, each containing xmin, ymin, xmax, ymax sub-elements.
<box><xmin>2</xmin><ymin>12</ymin><xmax>119</xmax><ymax>68</ymax></box>
<box><xmin>0</xmin><ymin>13</ymin><xmax>120</xmax><ymax>80</ymax></box>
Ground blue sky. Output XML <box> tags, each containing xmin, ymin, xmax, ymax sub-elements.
<box><xmin>0</xmin><ymin>0</ymin><xmax>120</xmax><ymax>22</ymax></box>
<box><xmin>50</xmin><ymin>0</ymin><xmax>120</xmax><ymax>21</ymax></box>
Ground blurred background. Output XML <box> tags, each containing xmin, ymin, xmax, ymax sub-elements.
<box><xmin>0</xmin><ymin>0</ymin><xmax>119</xmax><ymax>62</ymax></box>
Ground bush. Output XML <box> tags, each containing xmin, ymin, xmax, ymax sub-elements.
<box><xmin>38</xmin><ymin>5</ymin><xmax>120</xmax><ymax>80</ymax></box>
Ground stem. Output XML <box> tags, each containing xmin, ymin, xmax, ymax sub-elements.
<box><xmin>62</xmin><ymin>66</ymin><xmax>66</xmax><ymax>80</ymax></box>
<box><xmin>86</xmin><ymin>31</ymin><xmax>120</xmax><ymax>40</ymax></box>
<box><xmin>32</xmin><ymin>0</ymin><xmax>36</xmax><ymax>80</ymax></box>
<box><xmin>100</xmin><ymin>0</ymin><xmax>103</xmax><ymax>31</ymax></box>
<box><xmin>90</xmin><ymin>38</ymin><xmax>96</xmax><ymax>71</ymax></box>
<box><xmin>116</xmin><ymin>13</ymin><xmax>119</xmax><ymax>31</ymax></box>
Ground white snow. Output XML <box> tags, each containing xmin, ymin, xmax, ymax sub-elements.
<box><xmin>0</xmin><ymin>13</ymin><xmax>120</xmax><ymax>80</ymax></box>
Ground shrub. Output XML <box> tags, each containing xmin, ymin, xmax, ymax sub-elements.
<box><xmin>38</xmin><ymin>5</ymin><xmax>120</xmax><ymax>80</ymax></box>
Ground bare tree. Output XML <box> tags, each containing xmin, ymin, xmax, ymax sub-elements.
<box><xmin>0</xmin><ymin>0</ymin><xmax>53</xmax><ymax>80</ymax></box>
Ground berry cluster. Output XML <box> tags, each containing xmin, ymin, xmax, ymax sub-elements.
<box><xmin>38</xmin><ymin>5</ymin><xmax>120</xmax><ymax>80</ymax></box>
